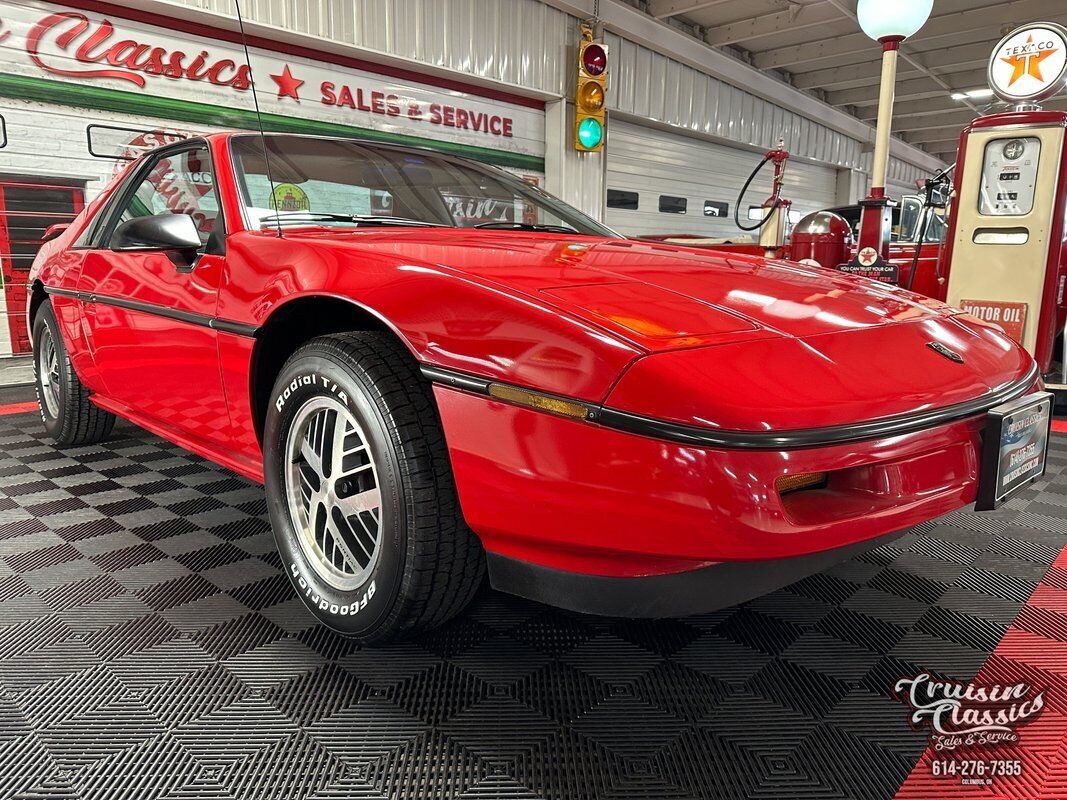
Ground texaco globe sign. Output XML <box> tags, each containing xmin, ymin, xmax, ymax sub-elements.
<box><xmin>988</xmin><ymin>22</ymin><xmax>1067</xmax><ymax>104</ymax></box>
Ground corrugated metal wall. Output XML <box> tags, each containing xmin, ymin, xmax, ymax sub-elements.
<box><xmin>168</xmin><ymin>0</ymin><xmax>939</xmax><ymax>182</ymax></box>
<box><xmin>173</xmin><ymin>0</ymin><xmax>572</xmax><ymax>96</ymax></box>
<box><xmin>605</xmin><ymin>120</ymin><xmax>837</xmax><ymax>238</ymax></box>
<box><xmin>605</xmin><ymin>33</ymin><xmax>865</xmax><ymax>171</ymax></box>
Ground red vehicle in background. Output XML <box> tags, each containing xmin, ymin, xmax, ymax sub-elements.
<box><xmin>640</xmin><ymin>146</ymin><xmax>952</xmax><ymax>302</ymax></box>
<box><xmin>27</xmin><ymin>132</ymin><xmax>1047</xmax><ymax>643</ymax></box>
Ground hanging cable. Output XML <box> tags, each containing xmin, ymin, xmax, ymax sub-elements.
<box><xmin>234</xmin><ymin>0</ymin><xmax>284</xmax><ymax>239</ymax></box>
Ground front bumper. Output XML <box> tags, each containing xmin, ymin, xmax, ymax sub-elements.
<box><xmin>485</xmin><ymin>529</ymin><xmax>905</xmax><ymax>617</ymax></box>
<box><xmin>436</xmin><ymin>383</ymin><xmax>993</xmax><ymax>570</ymax></box>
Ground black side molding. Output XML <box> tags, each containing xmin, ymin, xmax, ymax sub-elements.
<box><xmin>422</xmin><ymin>361</ymin><xmax>1039</xmax><ymax>451</ymax></box>
<box><xmin>44</xmin><ymin>285</ymin><xmax>259</xmax><ymax>339</ymax></box>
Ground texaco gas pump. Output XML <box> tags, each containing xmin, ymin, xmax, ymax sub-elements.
<box><xmin>942</xmin><ymin>22</ymin><xmax>1067</xmax><ymax>390</ymax></box>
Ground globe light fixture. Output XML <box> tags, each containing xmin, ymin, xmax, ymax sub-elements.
<box><xmin>857</xmin><ymin>0</ymin><xmax>933</xmax><ymax>43</ymax></box>
<box><xmin>850</xmin><ymin>0</ymin><xmax>933</xmax><ymax>275</ymax></box>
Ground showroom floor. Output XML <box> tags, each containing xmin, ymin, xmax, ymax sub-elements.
<box><xmin>0</xmin><ymin>396</ymin><xmax>1065</xmax><ymax>799</ymax></box>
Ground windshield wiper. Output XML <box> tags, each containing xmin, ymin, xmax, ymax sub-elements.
<box><xmin>259</xmin><ymin>212</ymin><xmax>448</xmax><ymax>228</ymax></box>
<box><xmin>473</xmin><ymin>221</ymin><xmax>578</xmax><ymax>234</ymax></box>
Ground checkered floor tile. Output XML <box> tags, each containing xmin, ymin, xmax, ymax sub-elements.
<box><xmin>0</xmin><ymin>412</ymin><xmax>1064</xmax><ymax>800</ymax></box>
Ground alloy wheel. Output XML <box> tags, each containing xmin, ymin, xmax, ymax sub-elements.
<box><xmin>37</xmin><ymin>327</ymin><xmax>60</xmax><ymax>419</ymax></box>
<box><xmin>283</xmin><ymin>396</ymin><xmax>383</xmax><ymax>590</ymax></box>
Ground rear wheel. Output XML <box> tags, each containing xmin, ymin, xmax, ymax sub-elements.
<box><xmin>263</xmin><ymin>332</ymin><xmax>485</xmax><ymax>642</ymax></box>
<box><xmin>32</xmin><ymin>300</ymin><xmax>115</xmax><ymax>446</ymax></box>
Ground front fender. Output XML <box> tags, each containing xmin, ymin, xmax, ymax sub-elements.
<box><xmin>219</xmin><ymin>232</ymin><xmax>642</xmax><ymax>401</ymax></box>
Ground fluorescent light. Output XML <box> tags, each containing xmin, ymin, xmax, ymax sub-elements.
<box><xmin>951</xmin><ymin>88</ymin><xmax>995</xmax><ymax>100</ymax></box>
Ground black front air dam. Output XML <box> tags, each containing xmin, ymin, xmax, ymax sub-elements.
<box><xmin>486</xmin><ymin>529</ymin><xmax>905</xmax><ymax>618</ymax></box>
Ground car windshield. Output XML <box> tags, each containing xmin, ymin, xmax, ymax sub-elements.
<box><xmin>231</xmin><ymin>134</ymin><xmax>617</xmax><ymax>237</ymax></box>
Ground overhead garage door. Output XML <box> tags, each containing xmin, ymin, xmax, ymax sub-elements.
<box><xmin>605</xmin><ymin>120</ymin><xmax>838</xmax><ymax>238</ymax></box>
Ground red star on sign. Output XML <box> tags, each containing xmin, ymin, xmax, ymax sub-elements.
<box><xmin>270</xmin><ymin>65</ymin><xmax>304</xmax><ymax>101</ymax></box>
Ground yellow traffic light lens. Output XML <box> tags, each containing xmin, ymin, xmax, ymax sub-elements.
<box><xmin>578</xmin><ymin>81</ymin><xmax>605</xmax><ymax>112</ymax></box>
<box><xmin>577</xmin><ymin>118</ymin><xmax>603</xmax><ymax>149</ymax></box>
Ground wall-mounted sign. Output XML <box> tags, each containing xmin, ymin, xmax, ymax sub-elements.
<box><xmin>0</xmin><ymin>5</ymin><xmax>544</xmax><ymax>160</ymax></box>
<box><xmin>988</xmin><ymin>22</ymin><xmax>1067</xmax><ymax>104</ymax></box>
<box><xmin>703</xmin><ymin>200</ymin><xmax>728</xmax><ymax>218</ymax></box>
<box><xmin>960</xmin><ymin>299</ymin><xmax>1028</xmax><ymax>343</ymax></box>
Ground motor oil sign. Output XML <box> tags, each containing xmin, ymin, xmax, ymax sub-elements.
<box><xmin>960</xmin><ymin>299</ymin><xmax>1028</xmax><ymax>343</ymax></box>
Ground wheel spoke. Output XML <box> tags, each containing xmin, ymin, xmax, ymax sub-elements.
<box><xmin>299</xmin><ymin>422</ymin><xmax>326</xmax><ymax>479</ymax></box>
<box><xmin>37</xmin><ymin>330</ymin><xmax>61</xmax><ymax>418</ymax></box>
<box><xmin>336</xmin><ymin>487</ymin><xmax>381</xmax><ymax>518</ymax></box>
<box><xmin>326</xmin><ymin>507</ymin><xmax>369</xmax><ymax>568</ymax></box>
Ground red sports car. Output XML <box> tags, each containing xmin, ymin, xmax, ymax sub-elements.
<box><xmin>28</xmin><ymin>132</ymin><xmax>1049</xmax><ymax>642</ymax></box>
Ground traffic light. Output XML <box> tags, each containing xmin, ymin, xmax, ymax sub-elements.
<box><xmin>575</xmin><ymin>25</ymin><xmax>607</xmax><ymax>152</ymax></box>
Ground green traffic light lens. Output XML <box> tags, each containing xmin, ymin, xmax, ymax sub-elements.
<box><xmin>577</xmin><ymin>117</ymin><xmax>603</xmax><ymax>149</ymax></box>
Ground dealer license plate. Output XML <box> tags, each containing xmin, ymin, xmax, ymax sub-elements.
<box><xmin>975</xmin><ymin>392</ymin><xmax>1053</xmax><ymax>511</ymax></box>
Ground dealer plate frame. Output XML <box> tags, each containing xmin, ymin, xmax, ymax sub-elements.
<box><xmin>975</xmin><ymin>391</ymin><xmax>1054</xmax><ymax>511</ymax></box>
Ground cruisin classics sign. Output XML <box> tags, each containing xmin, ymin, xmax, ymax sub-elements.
<box><xmin>0</xmin><ymin>3</ymin><xmax>544</xmax><ymax>159</ymax></box>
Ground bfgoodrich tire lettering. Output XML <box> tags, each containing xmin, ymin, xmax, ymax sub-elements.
<box><xmin>32</xmin><ymin>299</ymin><xmax>116</xmax><ymax>446</ymax></box>
<box><xmin>263</xmin><ymin>332</ymin><xmax>485</xmax><ymax>642</ymax></box>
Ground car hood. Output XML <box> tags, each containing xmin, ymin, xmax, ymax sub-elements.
<box><xmin>605</xmin><ymin>315</ymin><xmax>1035</xmax><ymax>431</ymax></box>
<box><xmin>297</xmin><ymin>230</ymin><xmax>1034</xmax><ymax>428</ymax></box>
<box><xmin>299</xmin><ymin>230</ymin><xmax>958</xmax><ymax>348</ymax></box>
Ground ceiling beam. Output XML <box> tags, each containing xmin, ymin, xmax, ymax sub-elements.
<box><xmin>753</xmin><ymin>0</ymin><xmax>1060</xmax><ymax>71</ymax></box>
<box><xmin>859</xmin><ymin>96</ymin><xmax>961</xmax><ymax>122</ymax></box>
<box><xmin>704</xmin><ymin>1</ymin><xmax>840</xmax><ymax>47</ymax></box>
<box><xmin>876</xmin><ymin>94</ymin><xmax>1067</xmax><ymax>123</ymax></box>
<box><xmin>901</xmin><ymin>131</ymin><xmax>965</xmax><ymax>147</ymax></box>
<box><xmin>791</xmin><ymin>42</ymin><xmax>992</xmax><ymax>90</ymax></box>
<box><xmin>827</xmin><ymin>69</ymin><xmax>990</xmax><ymax>107</ymax></box>
<box><xmin>648</xmin><ymin>0</ymin><xmax>730</xmax><ymax>19</ymax></box>
<box><xmin>894</xmin><ymin>110</ymin><xmax>979</xmax><ymax>133</ymax></box>
<box><xmin>932</xmin><ymin>151</ymin><xmax>960</xmax><ymax>163</ymax></box>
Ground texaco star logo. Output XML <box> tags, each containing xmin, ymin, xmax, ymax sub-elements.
<box><xmin>989</xmin><ymin>23</ymin><xmax>1067</xmax><ymax>103</ymax></box>
<box><xmin>1001</xmin><ymin>35</ymin><xmax>1058</xmax><ymax>87</ymax></box>
<box><xmin>857</xmin><ymin>247</ymin><xmax>878</xmax><ymax>268</ymax></box>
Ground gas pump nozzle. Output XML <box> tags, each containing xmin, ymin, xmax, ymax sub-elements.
<box><xmin>734</xmin><ymin>138</ymin><xmax>792</xmax><ymax>258</ymax></box>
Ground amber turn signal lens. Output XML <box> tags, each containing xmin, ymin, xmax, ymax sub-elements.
<box><xmin>577</xmin><ymin>81</ymin><xmax>605</xmax><ymax>112</ymax></box>
<box><xmin>776</xmin><ymin>472</ymin><xmax>828</xmax><ymax>495</ymax></box>
<box><xmin>487</xmin><ymin>384</ymin><xmax>591</xmax><ymax>420</ymax></box>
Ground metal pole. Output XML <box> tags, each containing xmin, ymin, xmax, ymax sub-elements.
<box><xmin>869</xmin><ymin>40</ymin><xmax>900</xmax><ymax>198</ymax></box>
<box><xmin>854</xmin><ymin>36</ymin><xmax>904</xmax><ymax>264</ymax></box>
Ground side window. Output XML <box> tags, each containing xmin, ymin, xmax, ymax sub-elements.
<box><xmin>110</xmin><ymin>146</ymin><xmax>220</xmax><ymax>247</ymax></box>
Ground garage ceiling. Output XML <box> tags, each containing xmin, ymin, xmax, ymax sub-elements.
<box><xmin>642</xmin><ymin>0</ymin><xmax>1067</xmax><ymax>165</ymax></box>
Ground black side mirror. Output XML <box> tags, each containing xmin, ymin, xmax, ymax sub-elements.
<box><xmin>42</xmin><ymin>223</ymin><xmax>69</xmax><ymax>242</ymax></box>
<box><xmin>112</xmin><ymin>213</ymin><xmax>202</xmax><ymax>252</ymax></box>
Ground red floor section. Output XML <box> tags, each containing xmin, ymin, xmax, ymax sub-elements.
<box><xmin>895</xmin><ymin>545</ymin><xmax>1067</xmax><ymax>798</ymax></box>
<box><xmin>0</xmin><ymin>402</ymin><xmax>38</xmax><ymax>416</ymax></box>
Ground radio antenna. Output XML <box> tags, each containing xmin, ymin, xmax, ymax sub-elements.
<box><xmin>233</xmin><ymin>0</ymin><xmax>283</xmax><ymax>238</ymax></box>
